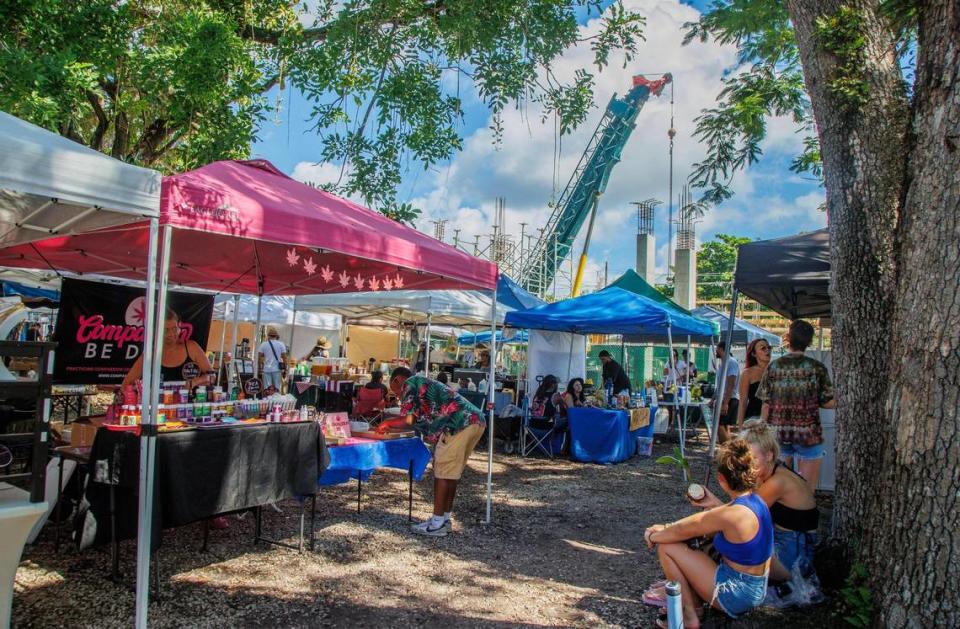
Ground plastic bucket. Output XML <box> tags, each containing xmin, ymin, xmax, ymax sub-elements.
<box><xmin>637</xmin><ymin>436</ymin><xmax>654</xmax><ymax>456</ymax></box>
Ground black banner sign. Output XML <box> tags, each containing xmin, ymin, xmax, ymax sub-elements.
<box><xmin>52</xmin><ymin>279</ymin><xmax>214</xmax><ymax>384</ymax></box>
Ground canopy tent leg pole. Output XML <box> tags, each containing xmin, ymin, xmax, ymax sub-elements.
<box><xmin>396</xmin><ymin>310</ymin><xmax>403</xmax><ymax>362</ymax></box>
<box><xmin>684</xmin><ymin>335</ymin><xmax>691</xmax><ymax>448</ymax></box>
<box><xmin>621</xmin><ymin>336</ymin><xmax>627</xmax><ymax>380</ymax></box>
<box><xmin>230</xmin><ymin>295</ymin><xmax>240</xmax><ymax>390</ymax></box>
<box><xmin>566</xmin><ymin>332</ymin><xmax>574</xmax><ymax>379</ymax></box>
<box><xmin>252</xmin><ymin>290</ymin><xmax>263</xmax><ymax>378</ymax></box>
<box><xmin>289</xmin><ymin>295</ymin><xmax>297</xmax><ymax>351</ymax></box>
<box><xmin>422</xmin><ymin>314</ymin><xmax>432</xmax><ymax>375</ymax></box>
<box><xmin>135</xmin><ymin>221</ymin><xmax>171</xmax><ymax>629</ymax></box>
<box><xmin>708</xmin><ymin>290</ymin><xmax>739</xmax><ymax>463</ymax></box>
<box><xmin>666</xmin><ymin>323</ymin><xmax>685</xmax><ymax>482</ymax></box>
<box><xmin>216</xmin><ymin>299</ymin><xmax>230</xmax><ymax>386</ymax></box>
<box><xmin>485</xmin><ymin>282</ymin><xmax>498</xmax><ymax>525</ymax></box>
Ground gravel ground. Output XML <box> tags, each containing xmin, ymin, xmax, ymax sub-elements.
<box><xmin>14</xmin><ymin>432</ymin><xmax>838</xmax><ymax>628</ymax></box>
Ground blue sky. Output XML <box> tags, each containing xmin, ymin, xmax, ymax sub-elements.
<box><xmin>252</xmin><ymin>0</ymin><xmax>826</xmax><ymax>291</ymax></box>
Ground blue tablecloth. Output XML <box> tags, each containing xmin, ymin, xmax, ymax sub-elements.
<box><xmin>568</xmin><ymin>407</ymin><xmax>645</xmax><ymax>464</ymax></box>
<box><xmin>319</xmin><ymin>437</ymin><xmax>432</xmax><ymax>485</ymax></box>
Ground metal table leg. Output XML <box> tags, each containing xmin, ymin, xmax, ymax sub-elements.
<box><xmin>298</xmin><ymin>498</ymin><xmax>305</xmax><ymax>554</ymax></box>
<box><xmin>356</xmin><ymin>476</ymin><xmax>362</xmax><ymax>513</ymax></box>
<box><xmin>55</xmin><ymin>454</ymin><xmax>64</xmax><ymax>552</ymax></box>
<box><xmin>110</xmin><ymin>484</ymin><xmax>121</xmax><ymax>582</ymax></box>
<box><xmin>310</xmin><ymin>494</ymin><xmax>317</xmax><ymax>552</ymax></box>
<box><xmin>408</xmin><ymin>459</ymin><xmax>414</xmax><ymax>522</ymax></box>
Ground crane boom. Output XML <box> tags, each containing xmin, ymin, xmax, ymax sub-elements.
<box><xmin>518</xmin><ymin>73</ymin><xmax>672</xmax><ymax>296</ymax></box>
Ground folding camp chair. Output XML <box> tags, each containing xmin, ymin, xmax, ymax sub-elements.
<box><xmin>520</xmin><ymin>397</ymin><xmax>564</xmax><ymax>458</ymax></box>
<box><xmin>353</xmin><ymin>386</ymin><xmax>386</xmax><ymax>423</ymax></box>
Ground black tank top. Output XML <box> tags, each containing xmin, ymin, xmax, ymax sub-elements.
<box><xmin>160</xmin><ymin>344</ymin><xmax>199</xmax><ymax>383</ymax></box>
<box><xmin>769</xmin><ymin>463</ymin><xmax>820</xmax><ymax>531</ymax></box>
<box><xmin>744</xmin><ymin>380</ymin><xmax>764</xmax><ymax>418</ymax></box>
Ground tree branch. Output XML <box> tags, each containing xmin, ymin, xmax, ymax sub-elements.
<box><xmin>85</xmin><ymin>90</ymin><xmax>111</xmax><ymax>151</ymax></box>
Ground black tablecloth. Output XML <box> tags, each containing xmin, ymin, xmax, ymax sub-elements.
<box><xmin>75</xmin><ymin>422</ymin><xmax>327</xmax><ymax>550</ymax></box>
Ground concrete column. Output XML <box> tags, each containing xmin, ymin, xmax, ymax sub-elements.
<box><xmin>636</xmin><ymin>233</ymin><xmax>656</xmax><ymax>285</ymax></box>
<box><xmin>674</xmin><ymin>248</ymin><xmax>697</xmax><ymax>309</ymax></box>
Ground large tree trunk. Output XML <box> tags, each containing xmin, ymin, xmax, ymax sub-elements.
<box><xmin>871</xmin><ymin>1</ymin><xmax>960</xmax><ymax>625</ymax></box>
<box><xmin>786</xmin><ymin>0</ymin><xmax>960</xmax><ymax>625</ymax></box>
<box><xmin>784</xmin><ymin>0</ymin><xmax>908</xmax><ymax>543</ymax></box>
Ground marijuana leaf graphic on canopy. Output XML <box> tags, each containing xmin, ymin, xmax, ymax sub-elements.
<box><xmin>320</xmin><ymin>265</ymin><xmax>334</xmax><ymax>283</ymax></box>
<box><xmin>338</xmin><ymin>271</ymin><xmax>350</xmax><ymax>288</ymax></box>
<box><xmin>285</xmin><ymin>248</ymin><xmax>301</xmax><ymax>267</ymax></box>
<box><xmin>368</xmin><ymin>277</ymin><xmax>381</xmax><ymax>291</ymax></box>
<box><xmin>303</xmin><ymin>257</ymin><xmax>317</xmax><ymax>275</ymax></box>
<box><xmin>393</xmin><ymin>274</ymin><xmax>404</xmax><ymax>289</ymax></box>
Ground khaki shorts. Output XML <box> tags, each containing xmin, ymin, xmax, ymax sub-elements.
<box><xmin>433</xmin><ymin>423</ymin><xmax>485</xmax><ymax>480</ymax></box>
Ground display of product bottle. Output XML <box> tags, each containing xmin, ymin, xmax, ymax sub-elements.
<box><xmin>478</xmin><ymin>378</ymin><xmax>488</xmax><ymax>394</ymax></box>
<box><xmin>604</xmin><ymin>378</ymin><xmax>614</xmax><ymax>406</ymax></box>
<box><xmin>195</xmin><ymin>386</ymin><xmax>207</xmax><ymax>403</ymax></box>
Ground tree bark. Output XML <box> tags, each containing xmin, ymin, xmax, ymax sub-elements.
<box><xmin>784</xmin><ymin>0</ymin><xmax>908</xmax><ymax>547</ymax></box>
<box><xmin>870</xmin><ymin>1</ymin><xmax>960</xmax><ymax>625</ymax></box>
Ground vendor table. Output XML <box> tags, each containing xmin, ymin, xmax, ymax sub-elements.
<box><xmin>567</xmin><ymin>407</ymin><xmax>656</xmax><ymax>464</ymax></box>
<box><xmin>75</xmin><ymin>422</ymin><xmax>327</xmax><ymax>558</ymax></box>
<box><xmin>319</xmin><ymin>437</ymin><xmax>432</xmax><ymax>521</ymax></box>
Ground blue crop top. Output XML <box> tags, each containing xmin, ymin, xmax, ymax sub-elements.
<box><xmin>712</xmin><ymin>493</ymin><xmax>774</xmax><ymax>566</ymax></box>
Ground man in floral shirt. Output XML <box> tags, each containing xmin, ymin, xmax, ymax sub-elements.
<box><xmin>758</xmin><ymin>319</ymin><xmax>835</xmax><ymax>489</ymax></box>
<box><xmin>378</xmin><ymin>367</ymin><xmax>485</xmax><ymax>536</ymax></box>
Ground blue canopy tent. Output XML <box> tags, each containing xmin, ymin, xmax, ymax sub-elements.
<box><xmin>690</xmin><ymin>305</ymin><xmax>781</xmax><ymax>347</ymax></box>
<box><xmin>505</xmin><ymin>287</ymin><xmax>715</xmax><ymax>337</ymax></box>
<box><xmin>496</xmin><ymin>274</ymin><xmax>544</xmax><ymax>312</ymax></box>
<box><xmin>505</xmin><ymin>287</ymin><xmax>714</xmax><ymax>468</ymax></box>
<box><xmin>2</xmin><ymin>281</ymin><xmax>60</xmax><ymax>301</ymax></box>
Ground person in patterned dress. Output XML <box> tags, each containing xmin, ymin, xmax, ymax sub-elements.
<box><xmin>377</xmin><ymin>366</ymin><xmax>486</xmax><ymax>536</ymax></box>
<box><xmin>758</xmin><ymin>320</ymin><xmax>835</xmax><ymax>490</ymax></box>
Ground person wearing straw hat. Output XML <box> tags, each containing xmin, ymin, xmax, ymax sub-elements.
<box><xmin>302</xmin><ymin>336</ymin><xmax>332</xmax><ymax>361</ymax></box>
<box><xmin>257</xmin><ymin>327</ymin><xmax>288</xmax><ymax>393</ymax></box>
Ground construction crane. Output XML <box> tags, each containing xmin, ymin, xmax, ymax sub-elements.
<box><xmin>517</xmin><ymin>73</ymin><xmax>672</xmax><ymax>297</ymax></box>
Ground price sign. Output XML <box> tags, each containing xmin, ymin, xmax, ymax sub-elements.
<box><xmin>244</xmin><ymin>377</ymin><xmax>262</xmax><ymax>398</ymax></box>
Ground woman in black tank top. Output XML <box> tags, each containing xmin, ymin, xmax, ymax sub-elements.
<box><xmin>737</xmin><ymin>339</ymin><xmax>772</xmax><ymax>427</ymax></box>
<box><xmin>123</xmin><ymin>308</ymin><xmax>213</xmax><ymax>388</ymax></box>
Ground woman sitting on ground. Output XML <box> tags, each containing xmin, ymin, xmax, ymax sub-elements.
<box><xmin>736</xmin><ymin>339</ymin><xmax>772</xmax><ymax>428</ymax></box>
<box><xmin>644</xmin><ymin>439</ymin><xmax>773</xmax><ymax>627</ymax></box>
<box><xmin>691</xmin><ymin>420</ymin><xmax>819</xmax><ymax>583</ymax></box>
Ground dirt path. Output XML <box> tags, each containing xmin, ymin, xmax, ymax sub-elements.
<box><xmin>13</xmin><ymin>436</ymin><xmax>834</xmax><ymax>627</ymax></box>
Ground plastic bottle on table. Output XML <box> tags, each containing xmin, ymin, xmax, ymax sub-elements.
<box><xmin>478</xmin><ymin>377</ymin><xmax>488</xmax><ymax>394</ymax></box>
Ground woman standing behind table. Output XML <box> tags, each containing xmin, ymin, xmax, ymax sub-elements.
<box><xmin>123</xmin><ymin>308</ymin><xmax>214</xmax><ymax>389</ymax></box>
<box><xmin>691</xmin><ymin>421</ymin><xmax>819</xmax><ymax>584</ymax></box>
<box><xmin>643</xmin><ymin>439</ymin><xmax>773</xmax><ymax>627</ymax></box>
<box><xmin>736</xmin><ymin>339</ymin><xmax>772</xmax><ymax>428</ymax></box>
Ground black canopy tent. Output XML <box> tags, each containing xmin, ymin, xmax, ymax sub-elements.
<box><xmin>707</xmin><ymin>229</ymin><xmax>832</xmax><ymax>462</ymax></box>
<box><xmin>733</xmin><ymin>228</ymin><xmax>831</xmax><ymax>320</ymax></box>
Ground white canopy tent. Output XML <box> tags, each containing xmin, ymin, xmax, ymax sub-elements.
<box><xmin>0</xmin><ymin>112</ymin><xmax>161</xmax><ymax>246</ymax></box>
<box><xmin>0</xmin><ymin>111</ymin><xmax>162</xmax><ymax>629</ymax></box>
<box><xmin>296</xmin><ymin>289</ymin><xmax>508</xmax><ymax>325</ymax></box>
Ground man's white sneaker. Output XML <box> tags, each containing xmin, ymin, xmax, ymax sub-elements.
<box><xmin>411</xmin><ymin>519</ymin><xmax>449</xmax><ymax>537</ymax></box>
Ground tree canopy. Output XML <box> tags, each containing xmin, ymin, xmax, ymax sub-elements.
<box><xmin>696</xmin><ymin>233</ymin><xmax>751</xmax><ymax>300</ymax></box>
<box><xmin>0</xmin><ymin>0</ymin><xmax>645</xmax><ymax>222</ymax></box>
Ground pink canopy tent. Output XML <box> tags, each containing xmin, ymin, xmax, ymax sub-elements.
<box><xmin>0</xmin><ymin>159</ymin><xmax>499</xmax><ymax>627</ymax></box>
<box><xmin>0</xmin><ymin>159</ymin><xmax>496</xmax><ymax>294</ymax></box>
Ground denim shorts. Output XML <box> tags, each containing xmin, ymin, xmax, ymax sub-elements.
<box><xmin>712</xmin><ymin>563</ymin><xmax>768</xmax><ymax>618</ymax></box>
<box><xmin>779</xmin><ymin>441</ymin><xmax>824</xmax><ymax>460</ymax></box>
<box><xmin>774</xmin><ymin>529</ymin><xmax>817</xmax><ymax>575</ymax></box>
